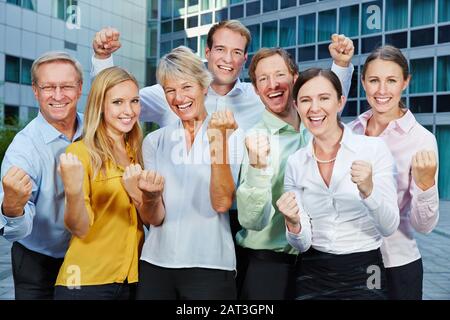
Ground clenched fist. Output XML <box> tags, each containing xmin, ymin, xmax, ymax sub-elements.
<box><xmin>58</xmin><ymin>153</ymin><xmax>84</xmax><ymax>196</ymax></box>
<box><xmin>412</xmin><ymin>150</ymin><xmax>437</xmax><ymax>191</ymax></box>
<box><xmin>1</xmin><ymin>166</ymin><xmax>32</xmax><ymax>217</ymax></box>
<box><xmin>246</xmin><ymin>133</ymin><xmax>270</xmax><ymax>169</ymax></box>
<box><xmin>207</xmin><ymin>110</ymin><xmax>238</xmax><ymax>164</ymax></box>
<box><xmin>93</xmin><ymin>27</ymin><xmax>121</xmax><ymax>59</ymax></box>
<box><xmin>329</xmin><ymin>34</ymin><xmax>354</xmax><ymax>68</ymax></box>
<box><xmin>351</xmin><ymin>160</ymin><xmax>373</xmax><ymax>199</ymax></box>
<box><xmin>276</xmin><ymin>192</ymin><xmax>301</xmax><ymax>233</ymax></box>
<box><xmin>138</xmin><ymin>170</ymin><xmax>165</xmax><ymax>202</ymax></box>
<box><xmin>122</xmin><ymin>164</ymin><xmax>143</xmax><ymax>202</ymax></box>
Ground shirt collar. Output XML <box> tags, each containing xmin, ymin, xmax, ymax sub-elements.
<box><xmin>37</xmin><ymin>112</ymin><xmax>83</xmax><ymax>144</ymax></box>
<box><xmin>207</xmin><ymin>78</ymin><xmax>245</xmax><ymax>97</ymax></box>
<box><xmin>355</xmin><ymin>109</ymin><xmax>415</xmax><ymax>135</ymax></box>
<box><xmin>262</xmin><ymin>109</ymin><xmax>305</xmax><ymax>135</ymax></box>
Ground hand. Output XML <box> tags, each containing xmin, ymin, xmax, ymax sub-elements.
<box><xmin>58</xmin><ymin>153</ymin><xmax>84</xmax><ymax>196</ymax></box>
<box><xmin>412</xmin><ymin>150</ymin><xmax>437</xmax><ymax>191</ymax></box>
<box><xmin>276</xmin><ymin>192</ymin><xmax>301</xmax><ymax>233</ymax></box>
<box><xmin>245</xmin><ymin>133</ymin><xmax>270</xmax><ymax>169</ymax></box>
<box><xmin>351</xmin><ymin>160</ymin><xmax>373</xmax><ymax>198</ymax></box>
<box><xmin>207</xmin><ymin>110</ymin><xmax>238</xmax><ymax>141</ymax></box>
<box><xmin>1</xmin><ymin>166</ymin><xmax>32</xmax><ymax>217</ymax></box>
<box><xmin>92</xmin><ymin>27</ymin><xmax>121</xmax><ymax>59</ymax></box>
<box><xmin>138</xmin><ymin>170</ymin><xmax>165</xmax><ymax>202</ymax></box>
<box><xmin>329</xmin><ymin>34</ymin><xmax>354</xmax><ymax>68</ymax></box>
<box><xmin>122</xmin><ymin>164</ymin><xmax>143</xmax><ymax>202</ymax></box>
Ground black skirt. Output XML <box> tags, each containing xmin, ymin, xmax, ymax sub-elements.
<box><xmin>295</xmin><ymin>247</ymin><xmax>387</xmax><ymax>300</ymax></box>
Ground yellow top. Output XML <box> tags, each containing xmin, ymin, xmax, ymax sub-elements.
<box><xmin>56</xmin><ymin>140</ymin><xmax>144</xmax><ymax>287</ymax></box>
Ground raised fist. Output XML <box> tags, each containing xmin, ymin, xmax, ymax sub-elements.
<box><xmin>412</xmin><ymin>150</ymin><xmax>437</xmax><ymax>191</ymax></box>
<box><xmin>58</xmin><ymin>153</ymin><xmax>84</xmax><ymax>196</ymax></box>
<box><xmin>329</xmin><ymin>34</ymin><xmax>354</xmax><ymax>68</ymax></box>
<box><xmin>276</xmin><ymin>191</ymin><xmax>301</xmax><ymax>233</ymax></box>
<box><xmin>138</xmin><ymin>170</ymin><xmax>165</xmax><ymax>201</ymax></box>
<box><xmin>93</xmin><ymin>27</ymin><xmax>121</xmax><ymax>59</ymax></box>
<box><xmin>350</xmin><ymin>160</ymin><xmax>373</xmax><ymax>198</ymax></box>
<box><xmin>245</xmin><ymin>133</ymin><xmax>270</xmax><ymax>169</ymax></box>
<box><xmin>1</xmin><ymin>166</ymin><xmax>32</xmax><ymax>217</ymax></box>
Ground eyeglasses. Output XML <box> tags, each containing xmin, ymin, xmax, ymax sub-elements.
<box><xmin>35</xmin><ymin>82</ymin><xmax>80</xmax><ymax>94</ymax></box>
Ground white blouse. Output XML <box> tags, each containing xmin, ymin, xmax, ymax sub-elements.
<box><xmin>285</xmin><ymin>125</ymin><xmax>399</xmax><ymax>255</ymax></box>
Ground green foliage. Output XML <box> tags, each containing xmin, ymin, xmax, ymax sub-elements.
<box><xmin>0</xmin><ymin>126</ymin><xmax>20</xmax><ymax>165</ymax></box>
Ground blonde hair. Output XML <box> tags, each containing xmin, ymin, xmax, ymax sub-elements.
<box><xmin>83</xmin><ymin>67</ymin><xmax>143</xmax><ymax>178</ymax></box>
<box><xmin>207</xmin><ymin>20</ymin><xmax>251</xmax><ymax>53</ymax></box>
<box><xmin>31</xmin><ymin>51</ymin><xmax>83</xmax><ymax>84</ymax></box>
<box><xmin>156</xmin><ymin>46</ymin><xmax>212</xmax><ymax>89</ymax></box>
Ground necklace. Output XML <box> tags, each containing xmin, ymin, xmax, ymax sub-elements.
<box><xmin>312</xmin><ymin>142</ymin><xmax>337</xmax><ymax>164</ymax></box>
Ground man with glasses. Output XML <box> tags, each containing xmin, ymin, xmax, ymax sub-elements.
<box><xmin>0</xmin><ymin>51</ymin><xmax>84</xmax><ymax>299</ymax></box>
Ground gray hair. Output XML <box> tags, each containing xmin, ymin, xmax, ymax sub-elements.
<box><xmin>156</xmin><ymin>46</ymin><xmax>212</xmax><ymax>89</ymax></box>
<box><xmin>31</xmin><ymin>51</ymin><xmax>84</xmax><ymax>84</ymax></box>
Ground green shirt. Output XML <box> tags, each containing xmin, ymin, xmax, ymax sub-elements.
<box><xmin>236</xmin><ymin>110</ymin><xmax>310</xmax><ymax>254</ymax></box>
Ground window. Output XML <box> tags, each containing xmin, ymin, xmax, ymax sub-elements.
<box><xmin>146</xmin><ymin>58</ymin><xmax>157</xmax><ymax>86</ymax></box>
<box><xmin>411</xmin><ymin>28</ymin><xmax>435</xmax><ymax>47</ymax></box>
<box><xmin>385</xmin><ymin>32</ymin><xmax>407</xmax><ymax>49</ymax></box>
<box><xmin>188</xmin><ymin>16</ymin><xmax>198</xmax><ymax>28</ymax></box>
<box><xmin>438</xmin><ymin>25</ymin><xmax>450</xmax><ymax>43</ymax></box>
<box><xmin>299</xmin><ymin>0</ymin><xmax>315</xmax><ymax>4</ymax></box>
<box><xmin>4</xmin><ymin>105</ymin><xmax>19</xmax><ymax>126</ymax></box>
<box><xmin>439</xmin><ymin>0</ymin><xmax>450</xmax><ymax>22</ymax></box>
<box><xmin>436</xmin><ymin>125</ymin><xmax>450</xmax><ymax>200</ymax></box>
<box><xmin>215</xmin><ymin>8</ymin><xmax>228</xmax><ymax>22</ymax></box>
<box><xmin>230</xmin><ymin>0</ymin><xmax>242</xmax><ymax>3</ymax></box>
<box><xmin>147</xmin><ymin>21</ymin><xmax>158</xmax><ymax>57</ymax></box>
<box><xmin>201</xmin><ymin>13</ymin><xmax>213</xmax><ymax>25</ymax></box>
<box><xmin>161</xmin><ymin>21</ymin><xmax>172</xmax><ymax>34</ymax></box>
<box><xmin>318</xmin><ymin>9</ymin><xmax>336</xmax><ymax>42</ymax></box>
<box><xmin>173</xmin><ymin>38</ymin><xmax>185</xmax><ymax>48</ymax></box>
<box><xmin>438</xmin><ymin>56</ymin><xmax>450</xmax><ymax>92</ymax></box>
<box><xmin>263</xmin><ymin>0</ymin><xmax>277</xmax><ymax>12</ymax></box>
<box><xmin>318</xmin><ymin>43</ymin><xmax>331</xmax><ymax>60</ymax></box>
<box><xmin>54</xmin><ymin>0</ymin><xmax>77</xmax><ymax>20</ymax></box>
<box><xmin>247</xmin><ymin>24</ymin><xmax>261</xmax><ymax>53</ymax></box>
<box><xmin>341</xmin><ymin>100</ymin><xmax>357</xmax><ymax>117</ymax></box>
<box><xmin>216</xmin><ymin>0</ymin><xmax>228</xmax><ymax>9</ymax></box>
<box><xmin>160</xmin><ymin>41</ymin><xmax>171</xmax><ymax>57</ymax></box>
<box><xmin>411</xmin><ymin>0</ymin><xmax>435</xmax><ymax>27</ymax></box>
<box><xmin>246</xmin><ymin>1</ymin><xmax>260</xmax><ymax>16</ymax></box>
<box><xmin>281</xmin><ymin>0</ymin><xmax>297</xmax><ymax>9</ymax></box>
<box><xmin>361</xmin><ymin>35</ymin><xmax>382</xmax><ymax>53</ymax></box>
<box><xmin>173</xmin><ymin>18</ymin><xmax>185</xmax><ymax>32</ymax></box>
<box><xmin>298</xmin><ymin>46</ymin><xmax>315</xmax><ymax>62</ymax></box>
<box><xmin>173</xmin><ymin>0</ymin><xmax>185</xmax><ymax>17</ymax></box>
<box><xmin>386</xmin><ymin>0</ymin><xmax>407</xmax><ymax>31</ymax></box>
<box><xmin>409</xmin><ymin>96</ymin><xmax>433</xmax><ymax>113</ymax></box>
<box><xmin>188</xmin><ymin>37</ymin><xmax>198</xmax><ymax>52</ymax></box>
<box><xmin>437</xmin><ymin>95</ymin><xmax>450</xmax><ymax>112</ymax></box>
<box><xmin>279</xmin><ymin>17</ymin><xmax>296</xmax><ymax>47</ymax></box>
<box><xmin>348</xmin><ymin>66</ymin><xmax>359</xmax><ymax>99</ymax></box>
<box><xmin>28</xmin><ymin>106</ymin><xmax>38</xmax><ymax>122</ymax></box>
<box><xmin>5</xmin><ymin>55</ymin><xmax>33</xmax><ymax>85</ymax></box>
<box><xmin>64</xmin><ymin>41</ymin><xmax>77</xmax><ymax>51</ymax></box>
<box><xmin>361</xmin><ymin>1</ymin><xmax>382</xmax><ymax>35</ymax></box>
<box><xmin>410</xmin><ymin>58</ymin><xmax>434</xmax><ymax>93</ymax></box>
<box><xmin>188</xmin><ymin>0</ymin><xmax>199</xmax><ymax>14</ymax></box>
<box><xmin>339</xmin><ymin>5</ymin><xmax>359</xmax><ymax>37</ymax></box>
<box><xmin>286</xmin><ymin>48</ymin><xmax>296</xmax><ymax>62</ymax></box>
<box><xmin>298</xmin><ymin>13</ymin><xmax>315</xmax><ymax>45</ymax></box>
<box><xmin>200</xmin><ymin>35</ymin><xmax>207</xmax><ymax>59</ymax></box>
<box><xmin>262</xmin><ymin>21</ymin><xmax>277</xmax><ymax>47</ymax></box>
<box><xmin>201</xmin><ymin>0</ymin><xmax>212</xmax><ymax>11</ymax></box>
<box><xmin>230</xmin><ymin>4</ymin><xmax>243</xmax><ymax>19</ymax></box>
<box><xmin>161</xmin><ymin>0</ymin><xmax>172</xmax><ymax>20</ymax></box>
<box><xmin>7</xmin><ymin>0</ymin><xmax>36</xmax><ymax>11</ymax></box>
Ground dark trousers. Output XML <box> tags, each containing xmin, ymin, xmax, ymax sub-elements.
<box><xmin>136</xmin><ymin>261</ymin><xmax>237</xmax><ymax>300</ymax></box>
<box><xmin>239</xmin><ymin>248</ymin><xmax>297</xmax><ymax>300</ymax></box>
<box><xmin>54</xmin><ymin>282</ymin><xmax>136</xmax><ymax>300</ymax></box>
<box><xmin>386</xmin><ymin>258</ymin><xmax>423</xmax><ymax>300</ymax></box>
<box><xmin>11</xmin><ymin>242</ymin><xmax>64</xmax><ymax>300</ymax></box>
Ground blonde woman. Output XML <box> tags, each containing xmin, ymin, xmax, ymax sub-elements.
<box><xmin>54</xmin><ymin>67</ymin><xmax>163</xmax><ymax>299</ymax></box>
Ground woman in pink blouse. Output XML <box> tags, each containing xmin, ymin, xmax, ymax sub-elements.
<box><xmin>349</xmin><ymin>45</ymin><xmax>439</xmax><ymax>300</ymax></box>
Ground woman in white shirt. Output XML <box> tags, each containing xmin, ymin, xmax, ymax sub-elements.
<box><xmin>349</xmin><ymin>45</ymin><xmax>439</xmax><ymax>300</ymax></box>
<box><xmin>136</xmin><ymin>46</ymin><xmax>243</xmax><ymax>300</ymax></box>
<box><xmin>277</xmin><ymin>68</ymin><xmax>399</xmax><ymax>299</ymax></box>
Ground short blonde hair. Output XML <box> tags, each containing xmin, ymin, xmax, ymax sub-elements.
<box><xmin>83</xmin><ymin>66</ymin><xmax>143</xmax><ymax>177</ymax></box>
<box><xmin>31</xmin><ymin>51</ymin><xmax>83</xmax><ymax>84</ymax></box>
<box><xmin>156</xmin><ymin>46</ymin><xmax>213</xmax><ymax>89</ymax></box>
<box><xmin>207</xmin><ymin>20</ymin><xmax>251</xmax><ymax>53</ymax></box>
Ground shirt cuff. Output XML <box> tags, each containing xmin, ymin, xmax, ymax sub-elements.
<box><xmin>416</xmin><ymin>184</ymin><xmax>438</xmax><ymax>202</ymax></box>
<box><xmin>91</xmin><ymin>55</ymin><xmax>114</xmax><ymax>77</ymax></box>
<box><xmin>2</xmin><ymin>212</ymin><xmax>26</xmax><ymax>226</ymax></box>
<box><xmin>331</xmin><ymin>61</ymin><xmax>354</xmax><ymax>76</ymax></box>
<box><xmin>0</xmin><ymin>214</ymin><xmax>6</xmax><ymax>230</ymax></box>
<box><xmin>361</xmin><ymin>189</ymin><xmax>381</xmax><ymax>211</ymax></box>
<box><xmin>245</xmin><ymin>164</ymin><xmax>272</xmax><ymax>188</ymax></box>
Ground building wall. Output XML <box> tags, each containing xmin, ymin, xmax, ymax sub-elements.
<box><xmin>0</xmin><ymin>0</ymin><xmax>147</xmax><ymax>124</ymax></box>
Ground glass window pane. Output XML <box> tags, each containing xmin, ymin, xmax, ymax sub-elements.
<box><xmin>148</xmin><ymin>0</ymin><xmax>158</xmax><ymax>19</ymax></box>
<box><xmin>300</xmin><ymin>0</ymin><xmax>315</xmax><ymax>4</ymax></box>
<box><xmin>188</xmin><ymin>0</ymin><xmax>199</xmax><ymax>14</ymax></box>
<box><xmin>437</xmin><ymin>94</ymin><xmax>450</xmax><ymax>112</ymax></box>
<box><xmin>5</xmin><ymin>55</ymin><xmax>20</xmax><ymax>83</ymax></box>
<box><xmin>410</xmin><ymin>58</ymin><xmax>434</xmax><ymax>93</ymax></box>
<box><xmin>437</xmin><ymin>56</ymin><xmax>450</xmax><ymax>92</ymax></box>
<box><xmin>439</xmin><ymin>0</ymin><xmax>450</xmax><ymax>22</ymax></box>
<box><xmin>318</xmin><ymin>43</ymin><xmax>331</xmax><ymax>59</ymax></box>
<box><xmin>409</xmin><ymin>96</ymin><xmax>434</xmax><ymax>112</ymax></box>
<box><xmin>55</xmin><ymin>0</ymin><xmax>65</xmax><ymax>20</ymax></box>
<box><xmin>146</xmin><ymin>58</ymin><xmax>157</xmax><ymax>86</ymax></box>
<box><xmin>339</xmin><ymin>5</ymin><xmax>358</xmax><ymax>37</ymax></box>
<box><xmin>298</xmin><ymin>13</ymin><xmax>315</xmax><ymax>45</ymax></box>
<box><xmin>298</xmin><ymin>45</ymin><xmax>315</xmax><ymax>62</ymax></box>
<box><xmin>411</xmin><ymin>0</ymin><xmax>435</xmax><ymax>27</ymax></box>
<box><xmin>188</xmin><ymin>16</ymin><xmax>198</xmax><ymax>28</ymax></box>
<box><xmin>4</xmin><ymin>105</ymin><xmax>19</xmax><ymax>126</ymax></box>
<box><xmin>385</xmin><ymin>32</ymin><xmax>407</xmax><ymax>49</ymax></box>
<box><xmin>173</xmin><ymin>38</ymin><xmax>185</xmax><ymax>48</ymax></box>
<box><xmin>263</xmin><ymin>0</ymin><xmax>277</xmax><ymax>12</ymax></box>
<box><xmin>188</xmin><ymin>37</ymin><xmax>198</xmax><ymax>52</ymax></box>
<box><xmin>201</xmin><ymin>0</ymin><xmax>212</xmax><ymax>11</ymax></box>
<box><xmin>230</xmin><ymin>0</ymin><xmax>242</xmax><ymax>3</ymax></box>
<box><xmin>348</xmin><ymin>66</ymin><xmax>359</xmax><ymax>99</ymax></box>
<box><xmin>411</xmin><ymin>28</ymin><xmax>435</xmax><ymax>47</ymax></box>
<box><xmin>173</xmin><ymin>0</ymin><xmax>185</xmax><ymax>18</ymax></box>
<box><xmin>160</xmin><ymin>41</ymin><xmax>171</xmax><ymax>57</ymax></box>
<box><xmin>361</xmin><ymin>35</ymin><xmax>382</xmax><ymax>53</ymax></box>
<box><xmin>230</xmin><ymin>4</ymin><xmax>243</xmax><ymax>19</ymax></box>
<box><xmin>22</xmin><ymin>0</ymin><xmax>36</xmax><ymax>10</ymax></box>
<box><xmin>215</xmin><ymin>0</ymin><xmax>228</xmax><ymax>9</ymax></box>
<box><xmin>262</xmin><ymin>21</ymin><xmax>278</xmax><ymax>47</ymax></box>
<box><xmin>173</xmin><ymin>18</ymin><xmax>185</xmax><ymax>32</ymax></box>
<box><xmin>436</xmin><ymin>125</ymin><xmax>450</xmax><ymax>200</ymax></box>
<box><xmin>246</xmin><ymin>1</ymin><xmax>260</xmax><ymax>16</ymax></box>
<box><xmin>6</xmin><ymin>0</ymin><xmax>20</xmax><ymax>5</ymax></box>
<box><xmin>161</xmin><ymin>21</ymin><xmax>172</xmax><ymax>34</ymax></box>
<box><xmin>201</xmin><ymin>12</ymin><xmax>213</xmax><ymax>25</ymax></box>
<box><xmin>21</xmin><ymin>58</ymin><xmax>33</xmax><ymax>85</ymax></box>
<box><xmin>200</xmin><ymin>35</ymin><xmax>207</xmax><ymax>59</ymax></box>
<box><xmin>279</xmin><ymin>17</ymin><xmax>296</xmax><ymax>47</ymax></box>
<box><xmin>385</xmin><ymin>0</ymin><xmax>407</xmax><ymax>31</ymax></box>
<box><xmin>286</xmin><ymin>48</ymin><xmax>296</xmax><ymax>62</ymax></box>
<box><xmin>215</xmin><ymin>8</ymin><xmax>228</xmax><ymax>21</ymax></box>
<box><xmin>161</xmin><ymin>0</ymin><xmax>172</xmax><ymax>19</ymax></box>
<box><xmin>361</xmin><ymin>1</ymin><xmax>382</xmax><ymax>35</ymax></box>
<box><xmin>341</xmin><ymin>100</ymin><xmax>357</xmax><ymax>117</ymax></box>
<box><xmin>318</xmin><ymin>9</ymin><xmax>336</xmax><ymax>42</ymax></box>
<box><xmin>247</xmin><ymin>24</ymin><xmax>260</xmax><ymax>52</ymax></box>
<box><xmin>439</xmin><ymin>25</ymin><xmax>450</xmax><ymax>43</ymax></box>
<box><xmin>147</xmin><ymin>21</ymin><xmax>158</xmax><ymax>57</ymax></box>
<box><xmin>281</xmin><ymin>0</ymin><xmax>297</xmax><ymax>9</ymax></box>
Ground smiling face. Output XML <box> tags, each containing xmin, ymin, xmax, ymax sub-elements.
<box><xmin>32</xmin><ymin>61</ymin><xmax>82</xmax><ymax>128</ymax></box>
<box><xmin>295</xmin><ymin>76</ymin><xmax>345</xmax><ymax>139</ymax></box>
<box><xmin>163</xmin><ymin>77</ymin><xmax>208</xmax><ymax>123</ymax></box>
<box><xmin>362</xmin><ymin>58</ymin><xmax>410</xmax><ymax>117</ymax></box>
<box><xmin>103</xmin><ymin>80</ymin><xmax>141</xmax><ymax>139</ymax></box>
<box><xmin>254</xmin><ymin>54</ymin><xmax>297</xmax><ymax>118</ymax></box>
<box><xmin>205</xmin><ymin>28</ymin><xmax>248</xmax><ymax>88</ymax></box>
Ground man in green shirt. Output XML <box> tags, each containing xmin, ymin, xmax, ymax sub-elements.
<box><xmin>236</xmin><ymin>39</ymin><xmax>354</xmax><ymax>299</ymax></box>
